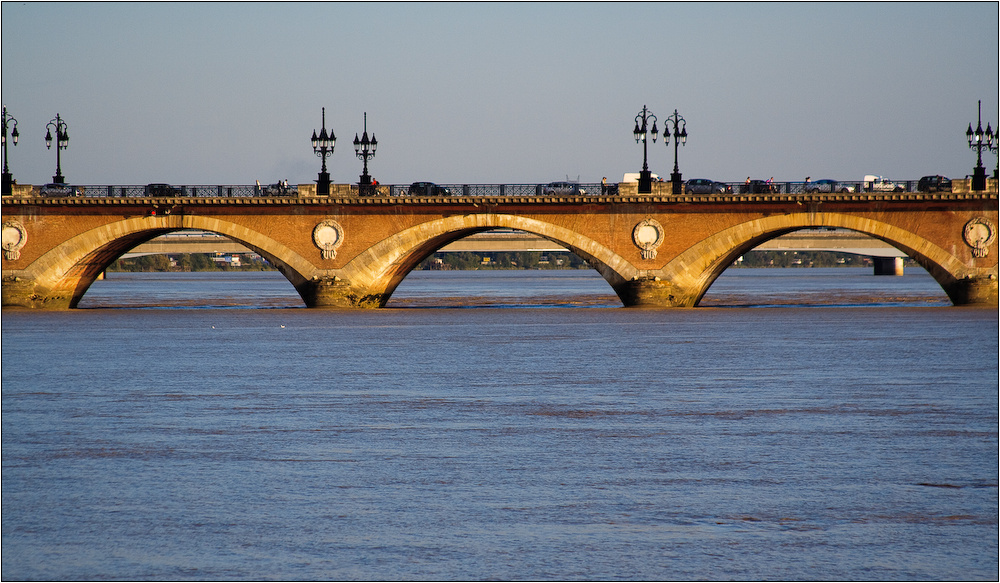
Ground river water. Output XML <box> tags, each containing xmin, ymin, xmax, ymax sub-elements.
<box><xmin>2</xmin><ymin>269</ymin><xmax>997</xmax><ymax>580</ymax></box>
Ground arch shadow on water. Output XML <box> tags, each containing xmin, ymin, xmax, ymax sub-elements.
<box><xmin>385</xmin><ymin>269</ymin><xmax>622</xmax><ymax>309</ymax></box>
<box><xmin>698</xmin><ymin>266</ymin><xmax>952</xmax><ymax>308</ymax></box>
<box><xmin>694</xmin><ymin>225</ymin><xmax>954</xmax><ymax>308</ymax></box>
<box><xmin>77</xmin><ymin>271</ymin><xmax>308</xmax><ymax>310</ymax></box>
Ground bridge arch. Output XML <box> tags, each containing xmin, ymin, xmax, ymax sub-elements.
<box><xmin>331</xmin><ymin>213</ymin><xmax>640</xmax><ymax>307</ymax></box>
<box><xmin>657</xmin><ymin>212</ymin><xmax>994</xmax><ymax>306</ymax></box>
<box><xmin>11</xmin><ymin>215</ymin><xmax>316</xmax><ymax>309</ymax></box>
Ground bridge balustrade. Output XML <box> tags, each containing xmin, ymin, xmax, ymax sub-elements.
<box><xmin>34</xmin><ymin>183</ymin><xmax>611</xmax><ymax>198</ymax></box>
<box><xmin>723</xmin><ymin>181</ymin><xmax>919</xmax><ymax>195</ymax></box>
<box><xmin>10</xmin><ymin>179</ymin><xmax>992</xmax><ymax>199</ymax></box>
<box><xmin>51</xmin><ymin>185</ymin><xmax>269</xmax><ymax>198</ymax></box>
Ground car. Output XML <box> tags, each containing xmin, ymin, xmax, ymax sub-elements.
<box><xmin>804</xmin><ymin>179</ymin><xmax>855</xmax><ymax>193</ymax></box>
<box><xmin>742</xmin><ymin>180</ymin><xmax>776</xmax><ymax>194</ymax></box>
<box><xmin>863</xmin><ymin>175</ymin><xmax>905</xmax><ymax>192</ymax></box>
<box><xmin>542</xmin><ymin>181</ymin><xmax>586</xmax><ymax>195</ymax></box>
<box><xmin>40</xmin><ymin>183</ymin><xmax>81</xmax><ymax>196</ymax></box>
<box><xmin>917</xmin><ymin>175</ymin><xmax>952</xmax><ymax>193</ymax></box>
<box><xmin>685</xmin><ymin>179</ymin><xmax>731</xmax><ymax>194</ymax></box>
<box><xmin>407</xmin><ymin>182</ymin><xmax>452</xmax><ymax>196</ymax></box>
<box><xmin>144</xmin><ymin>183</ymin><xmax>185</xmax><ymax>196</ymax></box>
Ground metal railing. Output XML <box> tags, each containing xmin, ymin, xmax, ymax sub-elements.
<box><xmin>23</xmin><ymin>182</ymin><xmax>613</xmax><ymax>198</ymax></box>
<box><xmin>69</xmin><ymin>184</ymin><xmax>287</xmax><ymax>198</ymax></box>
<box><xmin>385</xmin><ymin>183</ymin><xmax>608</xmax><ymax>197</ymax></box>
<box><xmin>720</xmin><ymin>180</ymin><xmax>920</xmax><ymax>195</ymax></box>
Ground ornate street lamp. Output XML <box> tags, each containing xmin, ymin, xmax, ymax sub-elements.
<box><xmin>312</xmin><ymin>107</ymin><xmax>336</xmax><ymax>195</ymax></box>
<box><xmin>2</xmin><ymin>106</ymin><xmax>19</xmax><ymax>195</ymax></box>
<box><xmin>633</xmin><ymin>105</ymin><xmax>658</xmax><ymax>194</ymax></box>
<box><xmin>663</xmin><ymin>109</ymin><xmax>687</xmax><ymax>194</ymax></box>
<box><xmin>353</xmin><ymin>112</ymin><xmax>377</xmax><ymax>196</ymax></box>
<box><xmin>966</xmin><ymin>100</ymin><xmax>995</xmax><ymax>191</ymax></box>
<box><xmin>45</xmin><ymin>113</ymin><xmax>69</xmax><ymax>184</ymax></box>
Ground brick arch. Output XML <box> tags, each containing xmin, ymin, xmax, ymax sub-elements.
<box><xmin>334</xmin><ymin>213</ymin><xmax>639</xmax><ymax>307</ymax></box>
<box><xmin>656</xmin><ymin>212</ymin><xmax>990</xmax><ymax>306</ymax></box>
<box><xmin>13</xmin><ymin>215</ymin><xmax>317</xmax><ymax>309</ymax></box>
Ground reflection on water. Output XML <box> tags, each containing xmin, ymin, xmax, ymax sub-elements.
<box><xmin>698</xmin><ymin>267</ymin><xmax>951</xmax><ymax>307</ymax></box>
<box><xmin>78</xmin><ymin>271</ymin><xmax>307</xmax><ymax>309</ymax></box>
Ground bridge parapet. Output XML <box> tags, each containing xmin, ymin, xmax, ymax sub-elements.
<box><xmin>3</xmin><ymin>189</ymin><xmax>997</xmax><ymax>207</ymax></box>
<box><xmin>4</xmin><ymin>177</ymin><xmax>996</xmax><ymax>200</ymax></box>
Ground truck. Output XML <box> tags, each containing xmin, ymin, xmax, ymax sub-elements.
<box><xmin>622</xmin><ymin>172</ymin><xmax>660</xmax><ymax>183</ymax></box>
<box><xmin>862</xmin><ymin>175</ymin><xmax>905</xmax><ymax>192</ymax></box>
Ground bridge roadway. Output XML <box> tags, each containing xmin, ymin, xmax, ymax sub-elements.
<box><xmin>127</xmin><ymin>229</ymin><xmax>907</xmax><ymax>258</ymax></box>
<box><xmin>2</xmin><ymin>188</ymin><xmax>996</xmax><ymax>308</ymax></box>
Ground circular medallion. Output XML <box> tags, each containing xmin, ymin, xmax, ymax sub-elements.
<box><xmin>1</xmin><ymin>220</ymin><xmax>27</xmax><ymax>261</ymax></box>
<box><xmin>963</xmin><ymin>217</ymin><xmax>996</xmax><ymax>258</ymax></box>
<box><xmin>313</xmin><ymin>220</ymin><xmax>344</xmax><ymax>260</ymax></box>
<box><xmin>632</xmin><ymin>218</ymin><xmax>664</xmax><ymax>260</ymax></box>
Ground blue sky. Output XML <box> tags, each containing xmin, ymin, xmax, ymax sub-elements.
<box><xmin>2</xmin><ymin>2</ymin><xmax>997</xmax><ymax>186</ymax></box>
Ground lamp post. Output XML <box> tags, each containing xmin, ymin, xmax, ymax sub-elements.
<box><xmin>311</xmin><ymin>107</ymin><xmax>336</xmax><ymax>195</ymax></box>
<box><xmin>632</xmin><ymin>105</ymin><xmax>658</xmax><ymax>194</ymax></box>
<box><xmin>2</xmin><ymin>106</ymin><xmax>18</xmax><ymax>195</ymax></box>
<box><xmin>966</xmin><ymin>100</ymin><xmax>995</xmax><ymax>191</ymax></box>
<box><xmin>45</xmin><ymin>113</ymin><xmax>69</xmax><ymax>184</ymax></box>
<box><xmin>663</xmin><ymin>109</ymin><xmax>687</xmax><ymax>194</ymax></box>
<box><xmin>353</xmin><ymin>112</ymin><xmax>377</xmax><ymax>195</ymax></box>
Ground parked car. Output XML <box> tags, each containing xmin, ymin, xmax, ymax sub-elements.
<box><xmin>542</xmin><ymin>181</ymin><xmax>586</xmax><ymax>195</ymax></box>
<box><xmin>40</xmin><ymin>183</ymin><xmax>81</xmax><ymax>196</ymax></box>
<box><xmin>742</xmin><ymin>180</ymin><xmax>776</xmax><ymax>194</ymax></box>
<box><xmin>144</xmin><ymin>183</ymin><xmax>184</xmax><ymax>196</ymax></box>
<box><xmin>804</xmin><ymin>179</ymin><xmax>855</xmax><ymax>193</ymax></box>
<box><xmin>407</xmin><ymin>182</ymin><xmax>451</xmax><ymax>196</ymax></box>
<box><xmin>685</xmin><ymin>179</ymin><xmax>731</xmax><ymax>194</ymax></box>
<box><xmin>862</xmin><ymin>175</ymin><xmax>905</xmax><ymax>192</ymax></box>
<box><xmin>917</xmin><ymin>175</ymin><xmax>952</xmax><ymax>192</ymax></box>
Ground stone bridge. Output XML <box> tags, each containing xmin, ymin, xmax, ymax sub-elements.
<box><xmin>2</xmin><ymin>190</ymin><xmax>997</xmax><ymax>308</ymax></box>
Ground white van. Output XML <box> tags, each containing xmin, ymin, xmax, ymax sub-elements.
<box><xmin>863</xmin><ymin>175</ymin><xmax>904</xmax><ymax>192</ymax></box>
<box><xmin>622</xmin><ymin>173</ymin><xmax>660</xmax><ymax>183</ymax></box>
